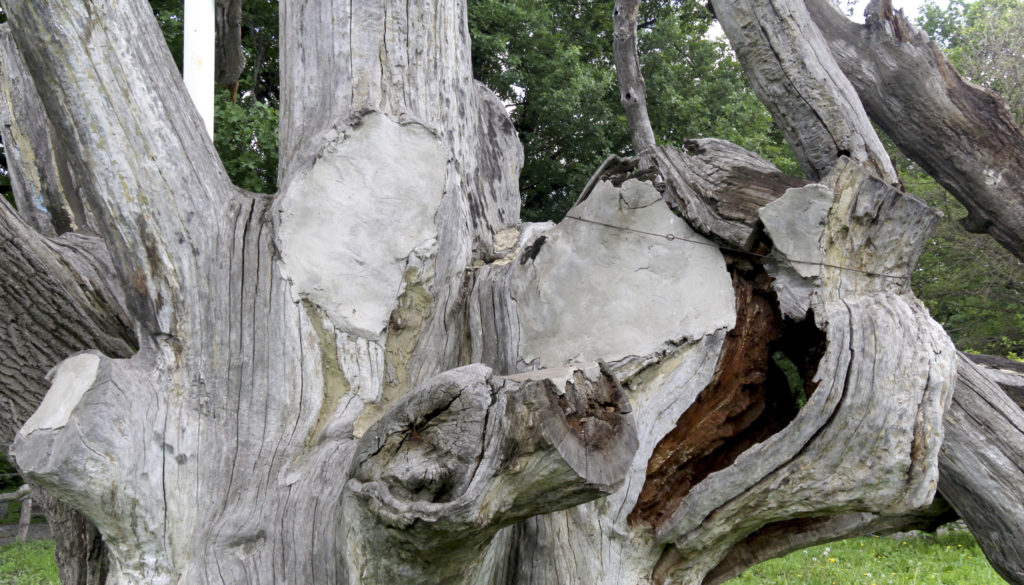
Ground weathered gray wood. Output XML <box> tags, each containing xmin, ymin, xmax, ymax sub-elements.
<box><xmin>967</xmin><ymin>354</ymin><xmax>1024</xmax><ymax>409</ymax></box>
<box><xmin>612</xmin><ymin>0</ymin><xmax>657</xmax><ymax>169</ymax></box>
<box><xmin>2</xmin><ymin>0</ymin><xmax>1021</xmax><ymax>583</ymax></box>
<box><xmin>939</xmin><ymin>354</ymin><xmax>1024</xmax><ymax>585</ymax></box>
<box><xmin>0</xmin><ymin>25</ymin><xmax>88</xmax><ymax>236</ymax></box>
<box><xmin>16</xmin><ymin>494</ymin><xmax>31</xmax><ymax>543</ymax></box>
<box><xmin>343</xmin><ymin>364</ymin><xmax>637</xmax><ymax>584</ymax></box>
<box><xmin>0</xmin><ymin>484</ymin><xmax>30</xmax><ymax>504</ymax></box>
<box><xmin>805</xmin><ymin>0</ymin><xmax>1024</xmax><ymax>261</ymax></box>
<box><xmin>4</xmin><ymin>0</ymin><xmax>235</xmax><ymax>340</ymax></box>
<box><xmin>708</xmin><ymin>0</ymin><xmax>897</xmax><ymax>183</ymax></box>
<box><xmin>0</xmin><ymin>24</ymin><xmax>129</xmax><ymax>585</ymax></box>
<box><xmin>644</xmin><ymin>160</ymin><xmax>953</xmax><ymax>584</ymax></box>
<box><xmin>654</xmin><ymin>140</ymin><xmax>808</xmax><ymax>250</ymax></box>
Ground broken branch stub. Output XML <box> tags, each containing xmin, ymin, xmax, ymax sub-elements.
<box><xmin>646</xmin><ymin>159</ymin><xmax>955</xmax><ymax>584</ymax></box>
<box><xmin>343</xmin><ymin>364</ymin><xmax>637</xmax><ymax>584</ymax></box>
<box><xmin>653</xmin><ymin>140</ymin><xmax>808</xmax><ymax>250</ymax></box>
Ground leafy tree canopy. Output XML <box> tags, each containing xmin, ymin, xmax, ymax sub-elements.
<box><xmin>918</xmin><ymin>0</ymin><xmax>1024</xmax><ymax>122</ymax></box>
<box><xmin>469</xmin><ymin>0</ymin><xmax>794</xmax><ymax>220</ymax></box>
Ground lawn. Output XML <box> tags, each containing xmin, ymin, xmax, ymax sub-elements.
<box><xmin>727</xmin><ymin>529</ymin><xmax>1008</xmax><ymax>585</ymax></box>
<box><xmin>0</xmin><ymin>540</ymin><xmax>59</xmax><ymax>585</ymax></box>
<box><xmin>0</xmin><ymin>529</ymin><xmax>1007</xmax><ymax>584</ymax></box>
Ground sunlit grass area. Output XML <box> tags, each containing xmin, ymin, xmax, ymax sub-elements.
<box><xmin>0</xmin><ymin>529</ymin><xmax>1007</xmax><ymax>585</ymax></box>
<box><xmin>727</xmin><ymin>529</ymin><xmax>1007</xmax><ymax>585</ymax></box>
<box><xmin>0</xmin><ymin>540</ymin><xmax>59</xmax><ymax>585</ymax></box>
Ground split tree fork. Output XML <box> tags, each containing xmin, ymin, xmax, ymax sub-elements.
<box><xmin>0</xmin><ymin>0</ymin><xmax>1022</xmax><ymax>584</ymax></box>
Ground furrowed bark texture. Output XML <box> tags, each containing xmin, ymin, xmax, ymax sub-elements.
<box><xmin>0</xmin><ymin>202</ymin><xmax>129</xmax><ymax>585</ymax></box>
<box><xmin>939</xmin><ymin>354</ymin><xmax>1024</xmax><ymax>585</ymax></box>
<box><xmin>0</xmin><ymin>25</ymin><xmax>90</xmax><ymax>236</ymax></box>
<box><xmin>805</xmin><ymin>0</ymin><xmax>1024</xmax><ymax>261</ymax></box>
<box><xmin>706</xmin><ymin>0</ymin><xmax>897</xmax><ymax>184</ymax></box>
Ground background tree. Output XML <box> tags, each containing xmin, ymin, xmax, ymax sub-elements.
<box><xmin>469</xmin><ymin>0</ymin><xmax>793</xmax><ymax>220</ymax></box>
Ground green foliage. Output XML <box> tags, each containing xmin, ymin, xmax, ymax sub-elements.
<box><xmin>213</xmin><ymin>88</ymin><xmax>279</xmax><ymax>193</ymax></box>
<box><xmin>727</xmin><ymin>529</ymin><xmax>1008</xmax><ymax>585</ymax></box>
<box><xmin>918</xmin><ymin>0</ymin><xmax>1024</xmax><ymax>123</ymax></box>
<box><xmin>469</xmin><ymin>0</ymin><xmax>794</xmax><ymax>221</ymax></box>
<box><xmin>0</xmin><ymin>540</ymin><xmax>59</xmax><ymax>585</ymax></box>
<box><xmin>0</xmin><ymin>458</ymin><xmax>21</xmax><ymax>494</ymax></box>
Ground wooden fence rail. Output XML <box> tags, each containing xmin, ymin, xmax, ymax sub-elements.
<box><xmin>0</xmin><ymin>485</ymin><xmax>35</xmax><ymax>542</ymax></box>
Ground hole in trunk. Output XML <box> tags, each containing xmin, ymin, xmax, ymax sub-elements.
<box><xmin>627</xmin><ymin>256</ymin><xmax>825</xmax><ymax>529</ymax></box>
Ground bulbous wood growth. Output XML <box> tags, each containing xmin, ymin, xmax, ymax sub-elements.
<box><xmin>0</xmin><ymin>0</ymin><xmax>1022</xmax><ymax>584</ymax></box>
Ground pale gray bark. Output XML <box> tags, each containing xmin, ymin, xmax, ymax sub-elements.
<box><xmin>0</xmin><ymin>25</ymin><xmax>89</xmax><ymax>236</ymax></box>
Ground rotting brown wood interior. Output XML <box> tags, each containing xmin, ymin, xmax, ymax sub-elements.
<box><xmin>629</xmin><ymin>250</ymin><xmax>826</xmax><ymax>529</ymax></box>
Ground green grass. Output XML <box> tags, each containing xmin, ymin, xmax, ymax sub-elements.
<box><xmin>0</xmin><ymin>540</ymin><xmax>58</xmax><ymax>585</ymax></box>
<box><xmin>727</xmin><ymin>529</ymin><xmax>1008</xmax><ymax>585</ymax></box>
<box><xmin>0</xmin><ymin>530</ymin><xmax>1006</xmax><ymax>585</ymax></box>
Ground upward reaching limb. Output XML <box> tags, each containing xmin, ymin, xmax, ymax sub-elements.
<box><xmin>4</xmin><ymin>0</ymin><xmax>237</xmax><ymax>340</ymax></box>
<box><xmin>805</xmin><ymin>0</ymin><xmax>1024</xmax><ymax>262</ymax></box>
<box><xmin>706</xmin><ymin>0</ymin><xmax>897</xmax><ymax>183</ymax></box>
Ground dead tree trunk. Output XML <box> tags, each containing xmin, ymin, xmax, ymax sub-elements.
<box><xmin>0</xmin><ymin>0</ymin><xmax>1019</xmax><ymax>584</ymax></box>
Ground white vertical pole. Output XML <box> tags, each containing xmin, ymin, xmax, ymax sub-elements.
<box><xmin>183</xmin><ymin>0</ymin><xmax>216</xmax><ymax>139</ymax></box>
